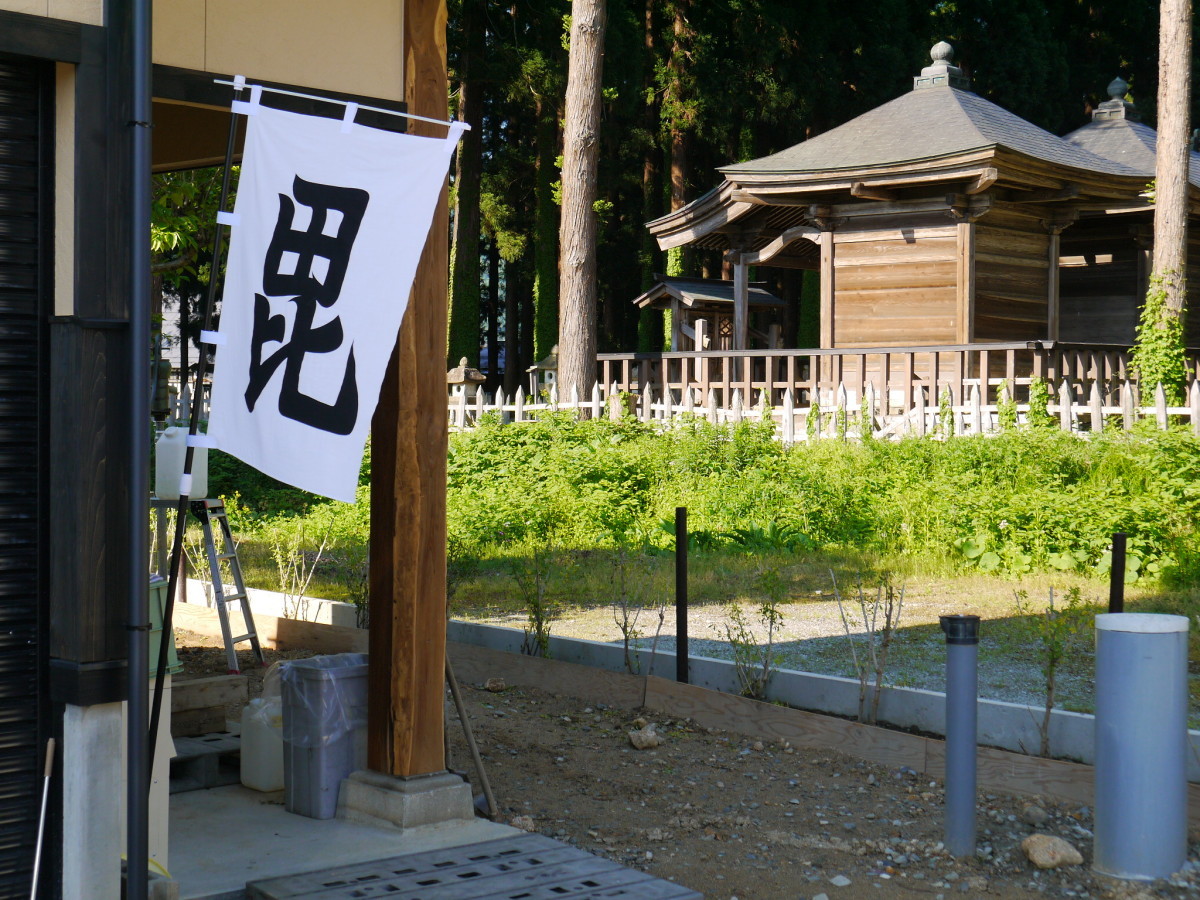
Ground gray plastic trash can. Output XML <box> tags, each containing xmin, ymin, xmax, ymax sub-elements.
<box><xmin>280</xmin><ymin>653</ymin><xmax>369</xmax><ymax>819</ymax></box>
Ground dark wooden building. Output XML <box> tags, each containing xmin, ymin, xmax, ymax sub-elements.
<box><xmin>648</xmin><ymin>43</ymin><xmax>1158</xmax><ymax>359</ymax></box>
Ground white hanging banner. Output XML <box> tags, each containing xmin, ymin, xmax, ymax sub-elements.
<box><xmin>207</xmin><ymin>103</ymin><xmax>463</xmax><ymax>502</ymax></box>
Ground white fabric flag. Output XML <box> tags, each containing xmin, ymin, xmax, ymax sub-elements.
<box><xmin>207</xmin><ymin>102</ymin><xmax>463</xmax><ymax>502</ymax></box>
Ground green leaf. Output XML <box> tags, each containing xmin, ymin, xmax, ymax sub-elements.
<box><xmin>978</xmin><ymin>551</ymin><xmax>1002</xmax><ymax>572</ymax></box>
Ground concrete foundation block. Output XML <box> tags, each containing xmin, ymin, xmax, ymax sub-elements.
<box><xmin>336</xmin><ymin>769</ymin><xmax>474</xmax><ymax>830</ymax></box>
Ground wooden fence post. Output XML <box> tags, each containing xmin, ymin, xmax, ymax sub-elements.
<box><xmin>1089</xmin><ymin>381</ymin><xmax>1104</xmax><ymax>432</ymax></box>
<box><xmin>1191</xmin><ymin>379</ymin><xmax>1200</xmax><ymax>437</ymax></box>
<box><xmin>1121</xmin><ymin>380</ymin><xmax>1135</xmax><ymax>432</ymax></box>
<box><xmin>1155</xmin><ymin>383</ymin><xmax>1169</xmax><ymax>430</ymax></box>
<box><xmin>863</xmin><ymin>382</ymin><xmax>876</xmax><ymax>439</ymax></box>
<box><xmin>514</xmin><ymin>386</ymin><xmax>525</xmax><ymax>422</ymax></box>
<box><xmin>782</xmin><ymin>388</ymin><xmax>795</xmax><ymax>445</ymax></box>
<box><xmin>1058</xmin><ymin>381</ymin><xmax>1073</xmax><ymax>432</ymax></box>
<box><xmin>913</xmin><ymin>384</ymin><xmax>926</xmax><ymax>437</ymax></box>
<box><xmin>969</xmin><ymin>383</ymin><xmax>982</xmax><ymax>435</ymax></box>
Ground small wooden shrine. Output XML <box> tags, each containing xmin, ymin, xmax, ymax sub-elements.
<box><xmin>648</xmin><ymin>43</ymin><xmax>1169</xmax><ymax>355</ymax></box>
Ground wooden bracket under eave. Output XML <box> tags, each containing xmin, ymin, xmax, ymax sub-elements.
<box><xmin>945</xmin><ymin>193</ymin><xmax>993</xmax><ymax>221</ymax></box>
<box><xmin>850</xmin><ymin>182</ymin><xmax>899</xmax><ymax>202</ymax></box>
<box><xmin>964</xmin><ymin>167</ymin><xmax>999</xmax><ymax>195</ymax></box>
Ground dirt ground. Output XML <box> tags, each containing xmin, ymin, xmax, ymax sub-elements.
<box><xmin>175</xmin><ymin>632</ymin><xmax>1200</xmax><ymax>900</ymax></box>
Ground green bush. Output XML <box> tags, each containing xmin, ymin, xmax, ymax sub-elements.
<box><xmin>445</xmin><ymin>417</ymin><xmax>1200</xmax><ymax>584</ymax></box>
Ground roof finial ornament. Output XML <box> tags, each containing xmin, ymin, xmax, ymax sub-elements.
<box><xmin>914</xmin><ymin>41</ymin><xmax>971</xmax><ymax>91</ymax></box>
<box><xmin>1094</xmin><ymin>75</ymin><xmax>1139</xmax><ymax>122</ymax></box>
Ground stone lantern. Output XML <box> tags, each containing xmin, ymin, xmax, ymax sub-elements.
<box><xmin>447</xmin><ymin>356</ymin><xmax>487</xmax><ymax>400</ymax></box>
<box><xmin>525</xmin><ymin>344</ymin><xmax>558</xmax><ymax>397</ymax></box>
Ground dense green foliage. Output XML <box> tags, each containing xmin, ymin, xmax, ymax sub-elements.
<box><xmin>447</xmin><ymin>415</ymin><xmax>1200</xmax><ymax>585</ymax></box>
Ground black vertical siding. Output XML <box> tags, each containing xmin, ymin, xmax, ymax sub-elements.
<box><xmin>0</xmin><ymin>53</ymin><xmax>46</xmax><ymax>898</ymax></box>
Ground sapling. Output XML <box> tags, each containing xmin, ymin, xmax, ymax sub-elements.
<box><xmin>830</xmin><ymin>570</ymin><xmax>906</xmax><ymax>724</ymax></box>
<box><xmin>270</xmin><ymin>516</ymin><xmax>332</xmax><ymax>621</ymax></box>
<box><xmin>511</xmin><ymin>538</ymin><xmax>559</xmax><ymax>658</ymax></box>
<box><xmin>1014</xmin><ymin>586</ymin><xmax>1092</xmax><ymax>757</ymax></box>
<box><xmin>609</xmin><ymin>540</ymin><xmax>657</xmax><ymax>674</ymax></box>
<box><xmin>720</xmin><ymin>568</ymin><xmax>787</xmax><ymax>700</ymax></box>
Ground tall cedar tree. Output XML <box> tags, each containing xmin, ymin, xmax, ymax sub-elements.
<box><xmin>1153</xmin><ymin>0</ymin><xmax>1193</xmax><ymax>323</ymax></box>
<box><xmin>448</xmin><ymin>0</ymin><xmax>486</xmax><ymax>367</ymax></box>
<box><xmin>558</xmin><ymin>0</ymin><xmax>607</xmax><ymax>401</ymax></box>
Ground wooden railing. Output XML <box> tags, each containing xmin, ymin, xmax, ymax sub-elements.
<box><xmin>594</xmin><ymin>342</ymin><xmax>1200</xmax><ymax>410</ymax></box>
<box><xmin>449</xmin><ymin>376</ymin><xmax>1200</xmax><ymax>441</ymax></box>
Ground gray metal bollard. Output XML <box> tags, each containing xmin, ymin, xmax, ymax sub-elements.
<box><xmin>1094</xmin><ymin>613</ymin><xmax>1189</xmax><ymax>881</ymax></box>
<box><xmin>940</xmin><ymin>614</ymin><xmax>979</xmax><ymax>858</ymax></box>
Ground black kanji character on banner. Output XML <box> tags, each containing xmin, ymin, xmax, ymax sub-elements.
<box><xmin>245</xmin><ymin>175</ymin><xmax>369</xmax><ymax>435</ymax></box>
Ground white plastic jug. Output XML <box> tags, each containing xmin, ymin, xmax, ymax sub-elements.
<box><xmin>154</xmin><ymin>427</ymin><xmax>208</xmax><ymax>500</ymax></box>
<box><xmin>240</xmin><ymin>697</ymin><xmax>285</xmax><ymax>792</ymax></box>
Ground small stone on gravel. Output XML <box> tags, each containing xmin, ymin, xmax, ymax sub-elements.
<box><xmin>1021</xmin><ymin>833</ymin><xmax>1083</xmax><ymax>869</ymax></box>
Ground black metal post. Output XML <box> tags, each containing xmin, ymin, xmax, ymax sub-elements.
<box><xmin>1109</xmin><ymin>532</ymin><xmax>1127</xmax><ymax>613</ymax></box>
<box><xmin>675</xmin><ymin>506</ymin><xmax>689</xmax><ymax>684</ymax></box>
<box><xmin>126</xmin><ymin>0</ymin><xmax>152</xmax><ymax>895</ymax></box>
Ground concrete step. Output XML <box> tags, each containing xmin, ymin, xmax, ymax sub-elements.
<box><xmin>171</xmin><ymin>732</ymin><xmax>241</xmax><ymax>794</ymax></box>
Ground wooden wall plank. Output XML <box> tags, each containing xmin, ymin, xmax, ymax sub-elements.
<box><xmin>172</xmin><ymin>603</ymin><xmax>368</xmax><ymax>654</ymax></box>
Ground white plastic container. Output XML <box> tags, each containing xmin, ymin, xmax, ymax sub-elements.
<box><xmin>154</xmin><ymin>427</ymin><xmax>208</xmax><ymax>500</ymax></box>
<box><xmin>240</xmin><ymin>697</ymin><xmax>285</xmax><ymax>792</ymax></box>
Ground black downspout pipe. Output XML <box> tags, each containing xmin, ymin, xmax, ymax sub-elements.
<box><xmin>126</xmin><ymin>0</ymin><xmax>152</xmax><ymax>895</ymax></box>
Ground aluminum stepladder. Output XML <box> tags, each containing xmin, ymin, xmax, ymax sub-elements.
<box><xmin>191</xmin><ymin>499</ymin><xmax>265</xmax><ymax>674</ymax></box>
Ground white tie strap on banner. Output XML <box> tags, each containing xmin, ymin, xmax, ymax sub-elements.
<box><xmin>206</xmin><ymin>103</ymin><xmax>463</xmax><ymax>502</ymax></box>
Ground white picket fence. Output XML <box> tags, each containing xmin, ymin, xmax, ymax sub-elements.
<box><xmin>449</xmin><ymin>378</ymin><xmax>1200</xmax><ymax>442</ymax></box>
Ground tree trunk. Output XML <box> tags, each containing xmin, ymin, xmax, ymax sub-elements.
<box><xmin>662</xmin><ymin>0</ymin><xmax>693</xmax><ymax>346</ymax></box>
<box><xmin>557</xmin><ymin>0</ymin><xmax>606</xmax><ymax>402</ymax></box>
<box><xmin>504</xmin><ymin>261</ymin><xmax>521</xmax><ymax>397</ymax></box>
<box><xmin>532</xmin><ymin>103</ymin><xmax>560</xmax><ymax>363</ymax></box>
<box><xmin>1153</xmin><ymin>0</ymin><xmax>1192</xmax><ymax>307</ymax></box>
<box><xmin>486</xmin><ymin>240</ymin><xmax>500</xmax><ymax>385</ymax></box>
<box><xmin>447</xmin><ymin>0</ymin><xmax>485</xmax><ymax>366</ymax></box>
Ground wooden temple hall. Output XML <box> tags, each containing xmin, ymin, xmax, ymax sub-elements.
<box><xmin>606</xmin><ymin>42</ymin><xmax>1200</xmax><ymax>409</ymax></box>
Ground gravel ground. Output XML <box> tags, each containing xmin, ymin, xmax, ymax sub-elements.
<box><xmin>174</xmin><ymin>632</ymin><xmax>1200</xmax><ymax>899</ymax></box>
<box><xmin>461</xmin><ymin>595</ymin><xmax>1100</xmax><ymax>713</ymax></box>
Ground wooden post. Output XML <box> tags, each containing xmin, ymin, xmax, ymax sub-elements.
<box><xmin>1191</xmin><ymin>379</ymin><xmax>1200</xmax><ymax>437</ymax></box>
<box><xmin>1089</xmin><ymin>381</ymin><xmax>1104</xmax><ymax>433</ymax></box>
<box><xmin>732</xmin><ymin>256</ymin><xmax>749</xmax><ymax>351</ymax></box>
<box><xmin>367</xmin><ymin>0</ymin><xmax>451</xmax><ymax>778</ymax></box>
<box><xmin>1045</xmin><ymin>223</ymin><xmax>1066</xmax><ymax>341</ymax></box>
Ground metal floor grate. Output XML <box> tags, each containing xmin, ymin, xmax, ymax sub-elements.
<box><xmin>246</xmin><ymin>832</ymin><xmax>703</xmax><ymax>899</ymax></box>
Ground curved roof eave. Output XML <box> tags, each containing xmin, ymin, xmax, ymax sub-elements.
<box><xmin>647</xmin><ymin>181</ymin><xmax>759</xmax><ymax>251</ymax></box>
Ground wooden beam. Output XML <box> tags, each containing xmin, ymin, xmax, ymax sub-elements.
<box><xmin>850</xmin><ymin>182</ymin><xmax>899</xmax><ymax>202</ymax></box>
<box><xmin>367</xmin><ymin>0</ymin><xmax>451</xmax><ymax>779</ymax></box>
<box><xmin>738</xmin><ymin>223</ymin><xmax>821</xmax><ymax>265</ymax></box>
<box><xmin>172</xmin><ymin>674</ymin><xmax>247</xmax><ymax>712</ymax></box>
<box><xmin>964</xmin><ymin>167</ymin><xmax>998</xmax><ymax>195</ymax></box>
<box><xmin>172</xmin><ymin>602</ymin><xmax>368</xmax><ymax>654</ymax></box>
<box><xmin>1009</xmin><ymin>184</ymin><xmax>1080</xmax><ymax>204</ymax></box>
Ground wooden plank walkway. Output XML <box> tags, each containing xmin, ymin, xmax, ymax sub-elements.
<box><xmin>246</xmin><ymin>833</ymin><xmax>702</xmax><ymax>899</ymax></box>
